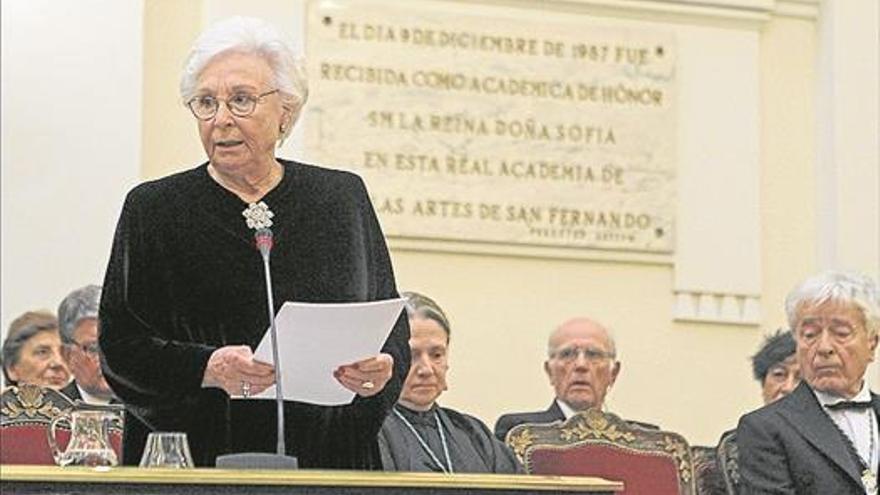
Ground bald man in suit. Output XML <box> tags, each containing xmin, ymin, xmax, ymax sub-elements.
<box><xmin>494</xmin><ymin>318</ymin><xmax>655</xmax><ymax>441</ymax></box>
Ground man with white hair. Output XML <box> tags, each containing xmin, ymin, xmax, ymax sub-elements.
<box><xmin>58</xmin><ymin>285</ymin><xmax>115</xmax><ymax>404</ymax></box>
<box><xmin>737</xmin><ymin>271</ymin><xmax>880</xmax><ymax>494</ymax></box>
<box><xmin>494</xmin><ymin>317</ymin><xmax>653</xmax><ymax>441</ymax></box>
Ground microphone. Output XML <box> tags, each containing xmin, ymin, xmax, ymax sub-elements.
<box><xmin>255</xmin><ymin>227</ymin><xmax>273</xmax><ymax>259</ymax></box>
<box><xmin>216</xmin><ymin>227</ymin><xmax>298</xmax><ymax>469</ymax></box>
<box><xmin>254</xmin><ymin>229</ymin><xmax>286</xmax><ymax>457</ymax></box>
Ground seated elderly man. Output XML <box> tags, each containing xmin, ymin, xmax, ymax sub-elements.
<box><xmin>494</xmin><ymin>317</ymin><xmax>654</xmax><ymax>441</ymax></box>
<box><xmin>752</xmin><ymin>328</ymin><xmax>800</xmax><ymax>405</ymax></box>
<box><xmin>378</xmin><ymin>291</ymin><xmax>521</xmax><ymax>474</ymax></box>
<box><xmin>737</xmin><ymin>271</ymin><xmax>880</xmax><ymax>494</ymax></box>
<box><xmin>2</xmin><ymin>311</ymin><xmax>70</xmax><ymax>389</ymax></box>
<box><xmin>57</xmin><ymin>285</ymin><xmax>115</xmax><ymax>404</ymax></box>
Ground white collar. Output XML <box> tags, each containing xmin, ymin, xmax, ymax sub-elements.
<box><xmin>556</xmin><ymin>399</ymin><xmax>579</xmax><ymax>419</ymax></box>
<box><xmin>813</xmin><ymin>381</ymin><xmax>872</xmax><ymax>407</ymax></box>
<box><xmin>76</xmin><ymin>384</ymin><xmax>113</xmax><ymax>405</ymax></box>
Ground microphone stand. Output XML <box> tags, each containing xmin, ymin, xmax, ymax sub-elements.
<box><xmin>216</xmin><ymin>228</ymin><xmax>298</xmax><ymax>469</ymax></box>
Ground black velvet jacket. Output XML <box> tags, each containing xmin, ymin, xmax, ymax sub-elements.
<box><xmin>99</xmin><ymin>160</ymin><xmax>410</xmax><ymax>468</ymax></box>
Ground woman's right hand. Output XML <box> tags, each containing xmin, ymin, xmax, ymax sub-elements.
<box><xmin>201</xmin><ymin>345</ymin><xmax>275</xmax><ymax>397</ymax></box>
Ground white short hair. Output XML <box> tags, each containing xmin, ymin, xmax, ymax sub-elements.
<box><xmin>785</xmin><ymin>270</ymin><xmax>880</xmax><ymax>338</ymax></box>
<box><xmin>547</xmin><ymin>317</ymin><xmax>617</xmax><ymax>358</ymax></box>
<box><xmin>179</xmin><ymin>16</ymin><xmax>308</xmax><ymax>143</ymax></box>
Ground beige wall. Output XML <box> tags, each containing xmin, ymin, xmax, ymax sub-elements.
<box><xmin>759</xmin><ymin>17</ymin><xmax>818</xmax><ymax>360</ymax></box>
<box><xmin>1</xmin><ymin>0</ymin><xmax>143</xmax><ymax>331</ymax></box>
<box><xmin>816</xmin><ymin>0</ymin><xmax>880</xmax><ymax>278</ymax></box>
<box><xmin>142</xmin><ymin>0</ymin><xmax>204</xmax><ymax>178</ymax></box>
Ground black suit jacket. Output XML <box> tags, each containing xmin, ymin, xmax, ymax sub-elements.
<box><xmin>60</xmin><ymin>381</ymin><xmax>82</xmax><ymax>402</ymax></box>
<box><xmin>60</xmin><ymin>380</ymin><xmax>120</xmax><ymax>405</ymax></box>
<box><xmin>494</xmin><ymin>402</ymin><xmax>565</xmax><ymax>442</ymax></box>
<box><xmin>737</xmin><ymin>381</ymin><xmax>880</xmax><ymax>494</ymax></box>
<box><xmin>493</xmin><ymin>401</ymin><xmax>657</xmax><ymax>441</ymax></box>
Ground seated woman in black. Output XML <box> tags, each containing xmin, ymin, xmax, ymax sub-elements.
<box><xmin>378</xmin><ymin>292</ymin><xmax>521</xmax><ymax>474</ymax></box>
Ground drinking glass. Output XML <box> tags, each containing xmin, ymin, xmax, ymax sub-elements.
<box><xmin>139</xmin><ymin>432</ymin><xmax>194</xmax><ymax>468</ymax></box>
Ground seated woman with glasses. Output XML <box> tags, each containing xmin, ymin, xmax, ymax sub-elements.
<box><xmin>98</xmin><ymin>16</ymin><xmax>409</xmax><ymax>468</ymax></box>
<box><xmin>378</xmin><ymin>291</ymin><xmax>521</xmax><ymax>474</ymax></box>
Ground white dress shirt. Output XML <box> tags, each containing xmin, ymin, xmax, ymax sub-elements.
<box><xmin>814</xmin><ymin>382</ymin><xmax>879</xmax><ymax>494</ymax></box>
<box><xmin>556</xmin><ymin>399</ymin><xmax>579</xmax><ymax>420</ymax></box>
<box><xmin>77</xmin><ymin>384</ymin><xmax>113</xmax><ymax>406</ymax></box>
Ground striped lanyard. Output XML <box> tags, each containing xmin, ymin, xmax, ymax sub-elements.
<box><xmin>393</xmin><ymin>407</ymin><xmax>454</xmax><ymax>474</ymax></box>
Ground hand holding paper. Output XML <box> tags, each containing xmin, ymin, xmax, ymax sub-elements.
<box><xmin>333</xmin><ymin>353</ymin><xmax>394</xmax><ymax>397</ymax></box>
<box><xmin>239</xmin><ymin>298</ymin><xmax>405</xmax><ymax>405</ymax></box>
<box><xmin>203</xmin><ymin>345</ymin><xmax>275</xmax><ymax>397</ymax></box>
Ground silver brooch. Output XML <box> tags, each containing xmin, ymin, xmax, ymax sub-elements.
<box><xmin>242</xmin><ymin>201</ymin><xmax>274</xmax><ymax>230</ymax></box>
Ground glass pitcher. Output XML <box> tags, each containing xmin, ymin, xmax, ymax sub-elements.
<box><xmin>47</xmin><ymin>407</ymin><xmax>120</xmax><ymax>467</ymax></box>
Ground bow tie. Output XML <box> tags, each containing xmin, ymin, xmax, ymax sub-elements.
<box><xmin>826</xmin><ymin>400</ymin><xmax>874</xmax><ymax>411</ymax></box>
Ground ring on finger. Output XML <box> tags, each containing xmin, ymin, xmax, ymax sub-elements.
<box><xmin>361</xmin><ymin>380</ymin><xmax>375</xmax><ymax>390</ymax></box>
<box><xmin>241</xmin><ymin>380</ymin><xmax>252</xmax><ymax>398</ymax></box>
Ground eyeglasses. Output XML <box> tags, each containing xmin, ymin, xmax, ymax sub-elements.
<box><xmin>551</xmin><ymin>346</ymin><xmax>615</xmax><ymax>363</ymax></box>
<box><xmin>186</xmin><ymin>89</ymin><xmax>279</xmax><ymax>120</ymax></box>
<box><xmin>70</xmin><ymin>340</ymin><xmax>100</xmax><ymax>358</ymax></box>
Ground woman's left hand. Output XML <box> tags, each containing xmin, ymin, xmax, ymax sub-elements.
<box><xmin>334</xmin><ymin>353</ymin><xmax>394</xmax><ymax>397</ymax></box>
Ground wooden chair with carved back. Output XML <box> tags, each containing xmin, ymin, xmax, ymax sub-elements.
<box><xmin>716</xmin><ymin>430</ymin><xmax>739</xmax><ymax>495</ymax></box>
<box><xmin>0</xmin><ymin>383</ymin><xmax>123</xmax><ymax>465</ymax></box>
<box><xmin>691</xmin><ymin>444</ymin><xmax>728</xmax><ymax>495</ymax></box>
<box><xmin>506</xmin><ymin>409</ymin><xmax>696</xmax><ymax>495</ymax></box>
<box><xmin>1</xmin><ymin>383</ymin><xmax>76</xmax><ymax>464</ymax></box>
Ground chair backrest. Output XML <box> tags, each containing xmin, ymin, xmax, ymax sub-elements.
<box><xmin>691</xmin><ymin>445</ymin><xmax>727</xmax><ymax>495</ymax></box>
<box><xmin>716</xmin><ymin>430</ymin><xmax>739</xmax><ymax>495</ymax></box>
<box><xmin>506</xmin><ymin>409</ymin><xmax>695</xmax><ymax>495</ymax></box>
<box><xmin>1</xmin><ymin>384</ymin><xmax>76</xmax><ymax>464</ymax></box>
<box><xmin>0</xmin><ymin>384</ymin><xmax>123</xmax><ymax>465</ymax></box>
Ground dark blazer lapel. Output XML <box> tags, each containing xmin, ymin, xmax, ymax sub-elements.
<box><xmin>60</xmin><ymin>380</ymin><xmax>82</xmax><ymax>401</ymax></box>
<box><xmin>779</xmin><ymin>382</ymin><xmax>863</xmax><ymax>486</ymax></box>
<box><xmin>547</xmin><ymin>401</ymin><xmax>565</xmax><ymax>422</ymax></box>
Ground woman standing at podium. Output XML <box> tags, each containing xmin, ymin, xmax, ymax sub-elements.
<box><xmin>98</xmin><ymin>16</ymin><xmax>410</xmax><ymax>468</ymax></box>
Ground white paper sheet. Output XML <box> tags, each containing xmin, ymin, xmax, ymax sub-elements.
<box><xmin>237</xmin><ymin>298</ymin><xmax>405</xmax><ymax>405</ymax></box>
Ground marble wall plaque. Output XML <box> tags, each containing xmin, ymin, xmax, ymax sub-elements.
<box><xmin>303</xmin><ymin>0</ymin><xmax>676</xmax><ymax>253</ymax></box>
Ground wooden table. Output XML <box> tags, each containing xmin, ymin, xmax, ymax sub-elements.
<box><xmin>0</xmin><ymin>465</ymin><xmax>622</xmax><ymax>494</ymax></box>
